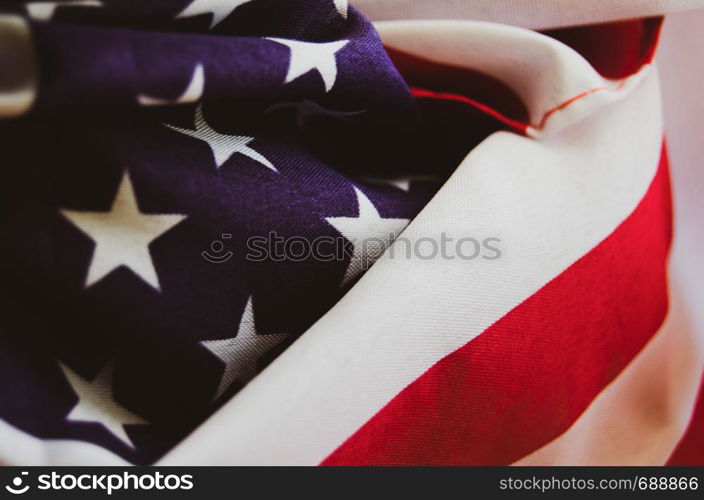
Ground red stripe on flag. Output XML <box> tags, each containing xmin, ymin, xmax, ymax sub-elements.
<box><xmin>323</xmin><ymin>144</ymin><xmax>672</xmax><ymax>466</ymax></box>
<box><xmin>543</xmin><ymin>17</ymin><xmax>663</xmax><ymax>79</ymax></box>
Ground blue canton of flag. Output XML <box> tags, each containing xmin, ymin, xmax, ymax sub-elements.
<box><xmin>0</xmin><ymin>0</ymin><xmax>496</xmax><ymax>464</ymax></box>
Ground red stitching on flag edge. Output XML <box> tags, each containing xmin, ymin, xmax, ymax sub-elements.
<box><xmin>410</xmin><ymin>18</ymin><xmax>662</xmax><ymax>136</ymax></box>
<box><xmin>411</xmin><ymin>80</ymin><xmax>629</xmax><ymax>136</ymax></box>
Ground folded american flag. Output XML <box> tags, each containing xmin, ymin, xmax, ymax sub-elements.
<box><xmin>0</xmin><ymin>0</ymin><xmax>702</xmax><ymax>466</ymax></box>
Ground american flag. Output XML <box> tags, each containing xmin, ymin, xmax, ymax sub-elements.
<box><xmin>0</xmin><ymin>0</ymin><xmax>702</xmax><ymax>466</ymax></box>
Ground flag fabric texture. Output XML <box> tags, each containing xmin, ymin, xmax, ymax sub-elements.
<box><xmin>0</xmin><ymin>0</ymin><xmax>702</xmax><ymax>466</ymax></box>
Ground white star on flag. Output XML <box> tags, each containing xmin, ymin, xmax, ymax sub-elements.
<box><xmin>201</xmin><ymin>297</ymin><xmax>289</xmax><ymax>401</ymax></box>
<box><xmin>334</xmin><ymin>0</ymin><xmax>348</xmax><ymax>18</ymax></box>
<box><xmin>60</xmin><ymin>171</ymin><xmax>187</xmax><ymax>291</ymax></box>
<box><xmin>175</xmin><ymin>0</ymin><xmax>253</xmax><ymax>29</ymax></box>
<box><xmin>165</xmin><ymin>104</ymin><xmax>276</xmax><ymax>171</ymax></box>
<box><xmin>267</xmin><ymin>38</ymin><xmax>349</xmax><ymax>92</ymax></box>
<box><xmin>138</xmin><ymin>63</ymin><xmax>204</xmax><ymax>106</ymax></box>
<box><xmin>326</xmin><ymin>187</ymin><xmax>409</xmax><ymax>285</ymax></box>
<box><xmin>60</xmin><ymin>361</ymin><xmax>147</xmax><ymax>448</ymax></box>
